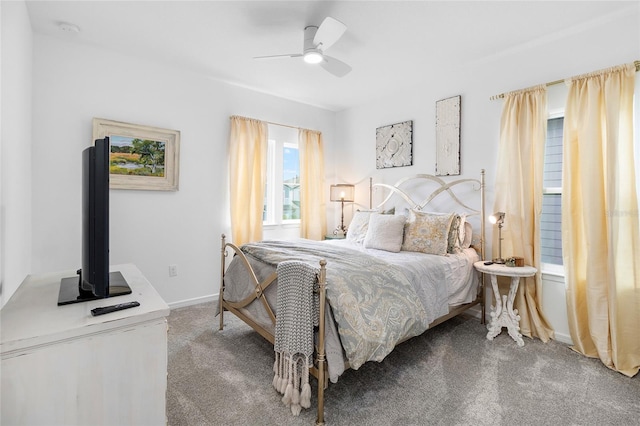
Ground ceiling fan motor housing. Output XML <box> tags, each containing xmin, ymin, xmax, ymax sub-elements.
<box><xmin>303</xmin><ymin>26</ymin><xmax>323</xmax><ymax>63</ymax></box>
<box><xmin>253</xmin><ymin>17</ymin><xmax>351</xmax><ymax>76</ymax></box>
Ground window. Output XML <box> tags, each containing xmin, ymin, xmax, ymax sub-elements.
<box><xmin>263</xmin><ymin>126</ymin><xmax>300</xmax><ymax>226</ymax></box>
<box><xmin>282</xmin><ymin>145</ymin><xmax>300</xmax><ymax>220</ymax></box>
<box><xmin>540</xmin><ymin>116</ymin><xmax>564</xmax><ymax>271</ymax></box>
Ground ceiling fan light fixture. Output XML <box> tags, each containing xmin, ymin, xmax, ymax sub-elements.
<box><xmin>255</xmin><ymin>16</ymin><xmax>351</xmax><ymax>77</ymax></box>
<box><xmin>303</xmin><ymin>50</ymin><xmax>323</xmax><ymax>64</ymax></box>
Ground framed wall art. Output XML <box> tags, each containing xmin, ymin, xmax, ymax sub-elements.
<box><xmin>435</xmin><ymin>95</ymin><xmax>461</xmax><ymax>176</ymax></box>
<box><xmin>92</xmin><ymin>118</ymin><xmax>180</xmax><ymax>191</ymax></box>
<box><xmin>376</xmin><ymin>120</ymin><xmax>413</xmax><ymax>169</ymax></box>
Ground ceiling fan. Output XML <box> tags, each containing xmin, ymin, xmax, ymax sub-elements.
<box><xmin>254</xmin><ymin>17</ymin><xmax>352</xmax><ymax>78</ymax></box>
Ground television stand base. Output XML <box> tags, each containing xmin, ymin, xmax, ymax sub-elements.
<box><xmin>57</xmin><ymin>271</ymin><xmax>131</xmax><ymax>305</ymax></box>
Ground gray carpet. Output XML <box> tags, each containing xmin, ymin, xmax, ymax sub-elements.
<box><xmin>167</xmin><ymin>302</ymin><xmax>639</xmax><ymax>425</ymax></box>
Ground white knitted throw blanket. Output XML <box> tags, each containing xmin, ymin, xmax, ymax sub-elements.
<box><xmin>273</xmin><ymin>260</ymin><xmax>319</xmax><ymax>416</ymax></box>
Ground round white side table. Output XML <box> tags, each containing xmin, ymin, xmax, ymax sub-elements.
<box><xmin>473</xmin><ymin>261</ymin><xmax>537</xmax><ymax>347</ymax></box>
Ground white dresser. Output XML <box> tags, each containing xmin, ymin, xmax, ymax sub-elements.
<box><xmin>1</xmin><ymin>264</ymin><xmax>170</xmax><ymax>425</ymax></box>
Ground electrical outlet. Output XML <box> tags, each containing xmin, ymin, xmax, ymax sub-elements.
<box><xmin>169</xmin><ymin>264</ymin><xmax>178</xmax><ymax>277</ymax></box>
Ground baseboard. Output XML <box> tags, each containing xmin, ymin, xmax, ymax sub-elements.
<box><xmin>552</xmin><ymin>332</ymin><xmax>573</xmax><ymax>345</ymax></box>
<box><xmin>465</xmin><ymin>304</ymin><xmax>573</xmax><ymax>345</ymax></box>
<box><xmin>168</xmin><ymin>294</ymin><xmax>218</xmax><ymax>310</ymax></box>
<box><xmin>465</xmin><ymin>305</ymin><xmax>483</xmax><ymax>320</ymax></box>
<box><xmin>168</xmin><ymin>296</ymin><xmax>574</xmax><ymax>345</ymax></box>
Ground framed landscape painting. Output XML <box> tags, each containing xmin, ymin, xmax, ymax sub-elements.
<box><xmin>92</xmin><ymin>118</ymin><xmax>180</xmax><ymax>191</ymax></box>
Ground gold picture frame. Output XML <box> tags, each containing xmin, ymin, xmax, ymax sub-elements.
<box><xmin>92</xmin><ymin>118</ymin><xmax>180</xmax><ymax>191</ymax></box>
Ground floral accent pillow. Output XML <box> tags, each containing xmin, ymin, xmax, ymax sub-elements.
<box><xmin>401</xmin><ymin>210</ymin><xmax>455</xmax><ymax>256</ymax></box>
<box><xmin>448</xmin><ymin>214</ymin><xmax>462</xmax><ymax>253</ymax></box>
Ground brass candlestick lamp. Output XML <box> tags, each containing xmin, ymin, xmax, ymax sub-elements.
<box><xmin>330</xmin><ymin>184</ymin><xmax>355</xmax><ymax>236</ymax></box>
<box><xmin>490</xmin><ymin>212</ymin><xmax>506</xmax><ymax>264</ymax></box>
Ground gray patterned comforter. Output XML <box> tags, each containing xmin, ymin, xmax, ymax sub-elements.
<box><xmin>224</xmin><ymin>239</ymin><xmax>479</xmax><ymax>382</ymax></box>
<box><xmin>240</xmin><ymin>239</ymin><xmax>444</xmax><ymax>370</ymax></box>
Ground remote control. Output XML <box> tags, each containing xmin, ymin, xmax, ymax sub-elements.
<box><xmin>484</xmin><ymin>261</ymin><xmax>494</xmax><ymax>265</ymax></box>
<box><xmin>91</xmin><ymin>301</ymin><xmax>140</xmax><ymax>316</ymax></box>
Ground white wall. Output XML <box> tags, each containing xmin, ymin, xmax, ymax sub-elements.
<box><xmin>334</xmin><ymin>8</ymin><xmax>639</xmax><ymax>334</ymax></box>
<box><xmin>8</xmin><ymin>2</ymin><xmax>639</xmax><ymax>325</ymax></box>
<box><xmin>1</xmin><ymin>0</ymin><xmax>33</xmax><ymax>308</ymax></box>
<box><xmin>30</xmin><ymin>35</ymin><xmax>336</xmax><ymax>307</ymax></box>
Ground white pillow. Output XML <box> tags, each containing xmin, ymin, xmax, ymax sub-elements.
<box><xmin>346</xmin><ymin>210</ymin><xmax>373</xmax><ymax>244</ymax></box>
<box><xmin>346</xmin><ymin>208</ymin><xmax>396</xmax><ymax>244</ymax></box>
<box><xmin>454</xmin><ymin>214</ymin><xmax>473</xmax><ymax>250</ymax></box>
<box><xmin>363</xmin><ymin>214</ymin><xmax>406</xmax><ymax>252</ymax></box>
<box><xmin>462</xmin><ymin>221</ymin><xmax>473</xmax><ymax>249</ymax></box>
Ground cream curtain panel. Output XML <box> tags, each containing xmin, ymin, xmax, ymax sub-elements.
<box><xmin>494</xmin><ymin>85</ymin><xmax>555</xmax><ymax>342</ymax></box>
<box><xmin>562</xmin><ymin>64</ymin><xmax>639</xmax><ymax>377</ymax></box>
<box><xmin>228</xmin><ymin>116</ymin><xmax>268</xmax><ymax>246</ymax></box>
<box><xmin>298</xmin><ymin>129</ymin><xmax>326</xmax><ymax>240</ymax></box>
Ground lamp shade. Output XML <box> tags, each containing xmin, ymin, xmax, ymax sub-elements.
<box><xmin>330</xmin><ymin>184</ymin><xmax>355</xmax><ymax>202</ymax></box>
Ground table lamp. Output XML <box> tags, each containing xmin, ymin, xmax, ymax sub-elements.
<box><xmin>490</xmin><ymin>212</ymin><xmax>506</xmax><ymax>264</ymax></box>
<box><xmin>330</xmin><ymin>184</ymin><xmax>355</xmax><ymax>236</ymax></box>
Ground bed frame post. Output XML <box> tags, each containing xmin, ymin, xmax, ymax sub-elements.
<box><xmin>480</xmin><ymin>169</ymin><xmax>486</xmax><ymax>324</ymax></box>
<box><xmin>316</xmin><ymin>259</ymin><xmax>327</xmax><ymax>426</ymax></box>
<box><xmin>219</xmin><ymin>234</ymin><xmax>227</xmax><ymax>331</ymax></box>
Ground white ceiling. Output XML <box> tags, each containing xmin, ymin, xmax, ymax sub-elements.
<box><xmin>26</xmin><ymin>1</ymin><xmax>635</xmax><ymax>111</ymax></box>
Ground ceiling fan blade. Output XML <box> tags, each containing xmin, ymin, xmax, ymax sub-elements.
<box><xmin>320</xmin><ymin>55</ymin><xmax>352</xmax><ymax>77</ymax></box>
<box><xmin>254</xmin><ymin>53</ymin><xmax>302</xmax><ymax>60</ymax></box>
<box><xmin>313</xmin><ymin>17</ymin><xmax>346</xmax><ymax>51</ymax></box>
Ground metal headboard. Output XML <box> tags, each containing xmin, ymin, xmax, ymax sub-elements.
<box><xmin>368</xmin><ymin>170</ymin><xmax>486</xmax><ymax>261</ymax></box>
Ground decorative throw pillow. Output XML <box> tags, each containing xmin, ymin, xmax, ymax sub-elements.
<box><xmin>363</xmin><ymin>214</ymin><xmax>406</xmax><ymax>252</ymax></box>
<box><xmin>346</xmin><ymin>208</ymin><xmax>395</xmax><ymax>244</ymax></box>
<box><xmin>381</xmin><ymin>207</ymin><xmax>396</xmax><ymax>215</ymax></box>
<box><xmin>401</xmin><ymin>210</ymin><xmax>455</xmax><ymax>256</ymax></box>
<box><xmin>462</xmin><ymin>221</ymin><xmax>473</xmax><ymax>248</ymax></box>
<box><xmin>346</xmin><ymin>210</ymin><xmax>373</xmax><ymax>244</ymax></box>
<box><xmin>447</xmin><ymin>214</ymin><xmax>462</xmax><ymax>253</ymax></box>
<box><xmin>456</xmin><ymin>215</ymin><xmax>473</xmax><ymax>249</ymax></box>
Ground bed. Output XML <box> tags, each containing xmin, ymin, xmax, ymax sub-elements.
<box><xmin>218</xmin><ymin>171</ymin><xmax>486</xmax><ymax>425</ymax></box>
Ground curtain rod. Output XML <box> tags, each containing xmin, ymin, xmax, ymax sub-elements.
<box><xmin>490</xmin><ymin>60</ymin><xmax>640</xmax><ymax>100</ymax></box>
<box><xmin>230</xmin><ymin>115</ymin><xmax>318</xmax><ymax>133</ymax></box>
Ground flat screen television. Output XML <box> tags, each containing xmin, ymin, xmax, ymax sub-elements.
<box><xmin>58</xmin><ymin>137</ymin><xmax>131</xmax><ymax>305</ymax></box>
